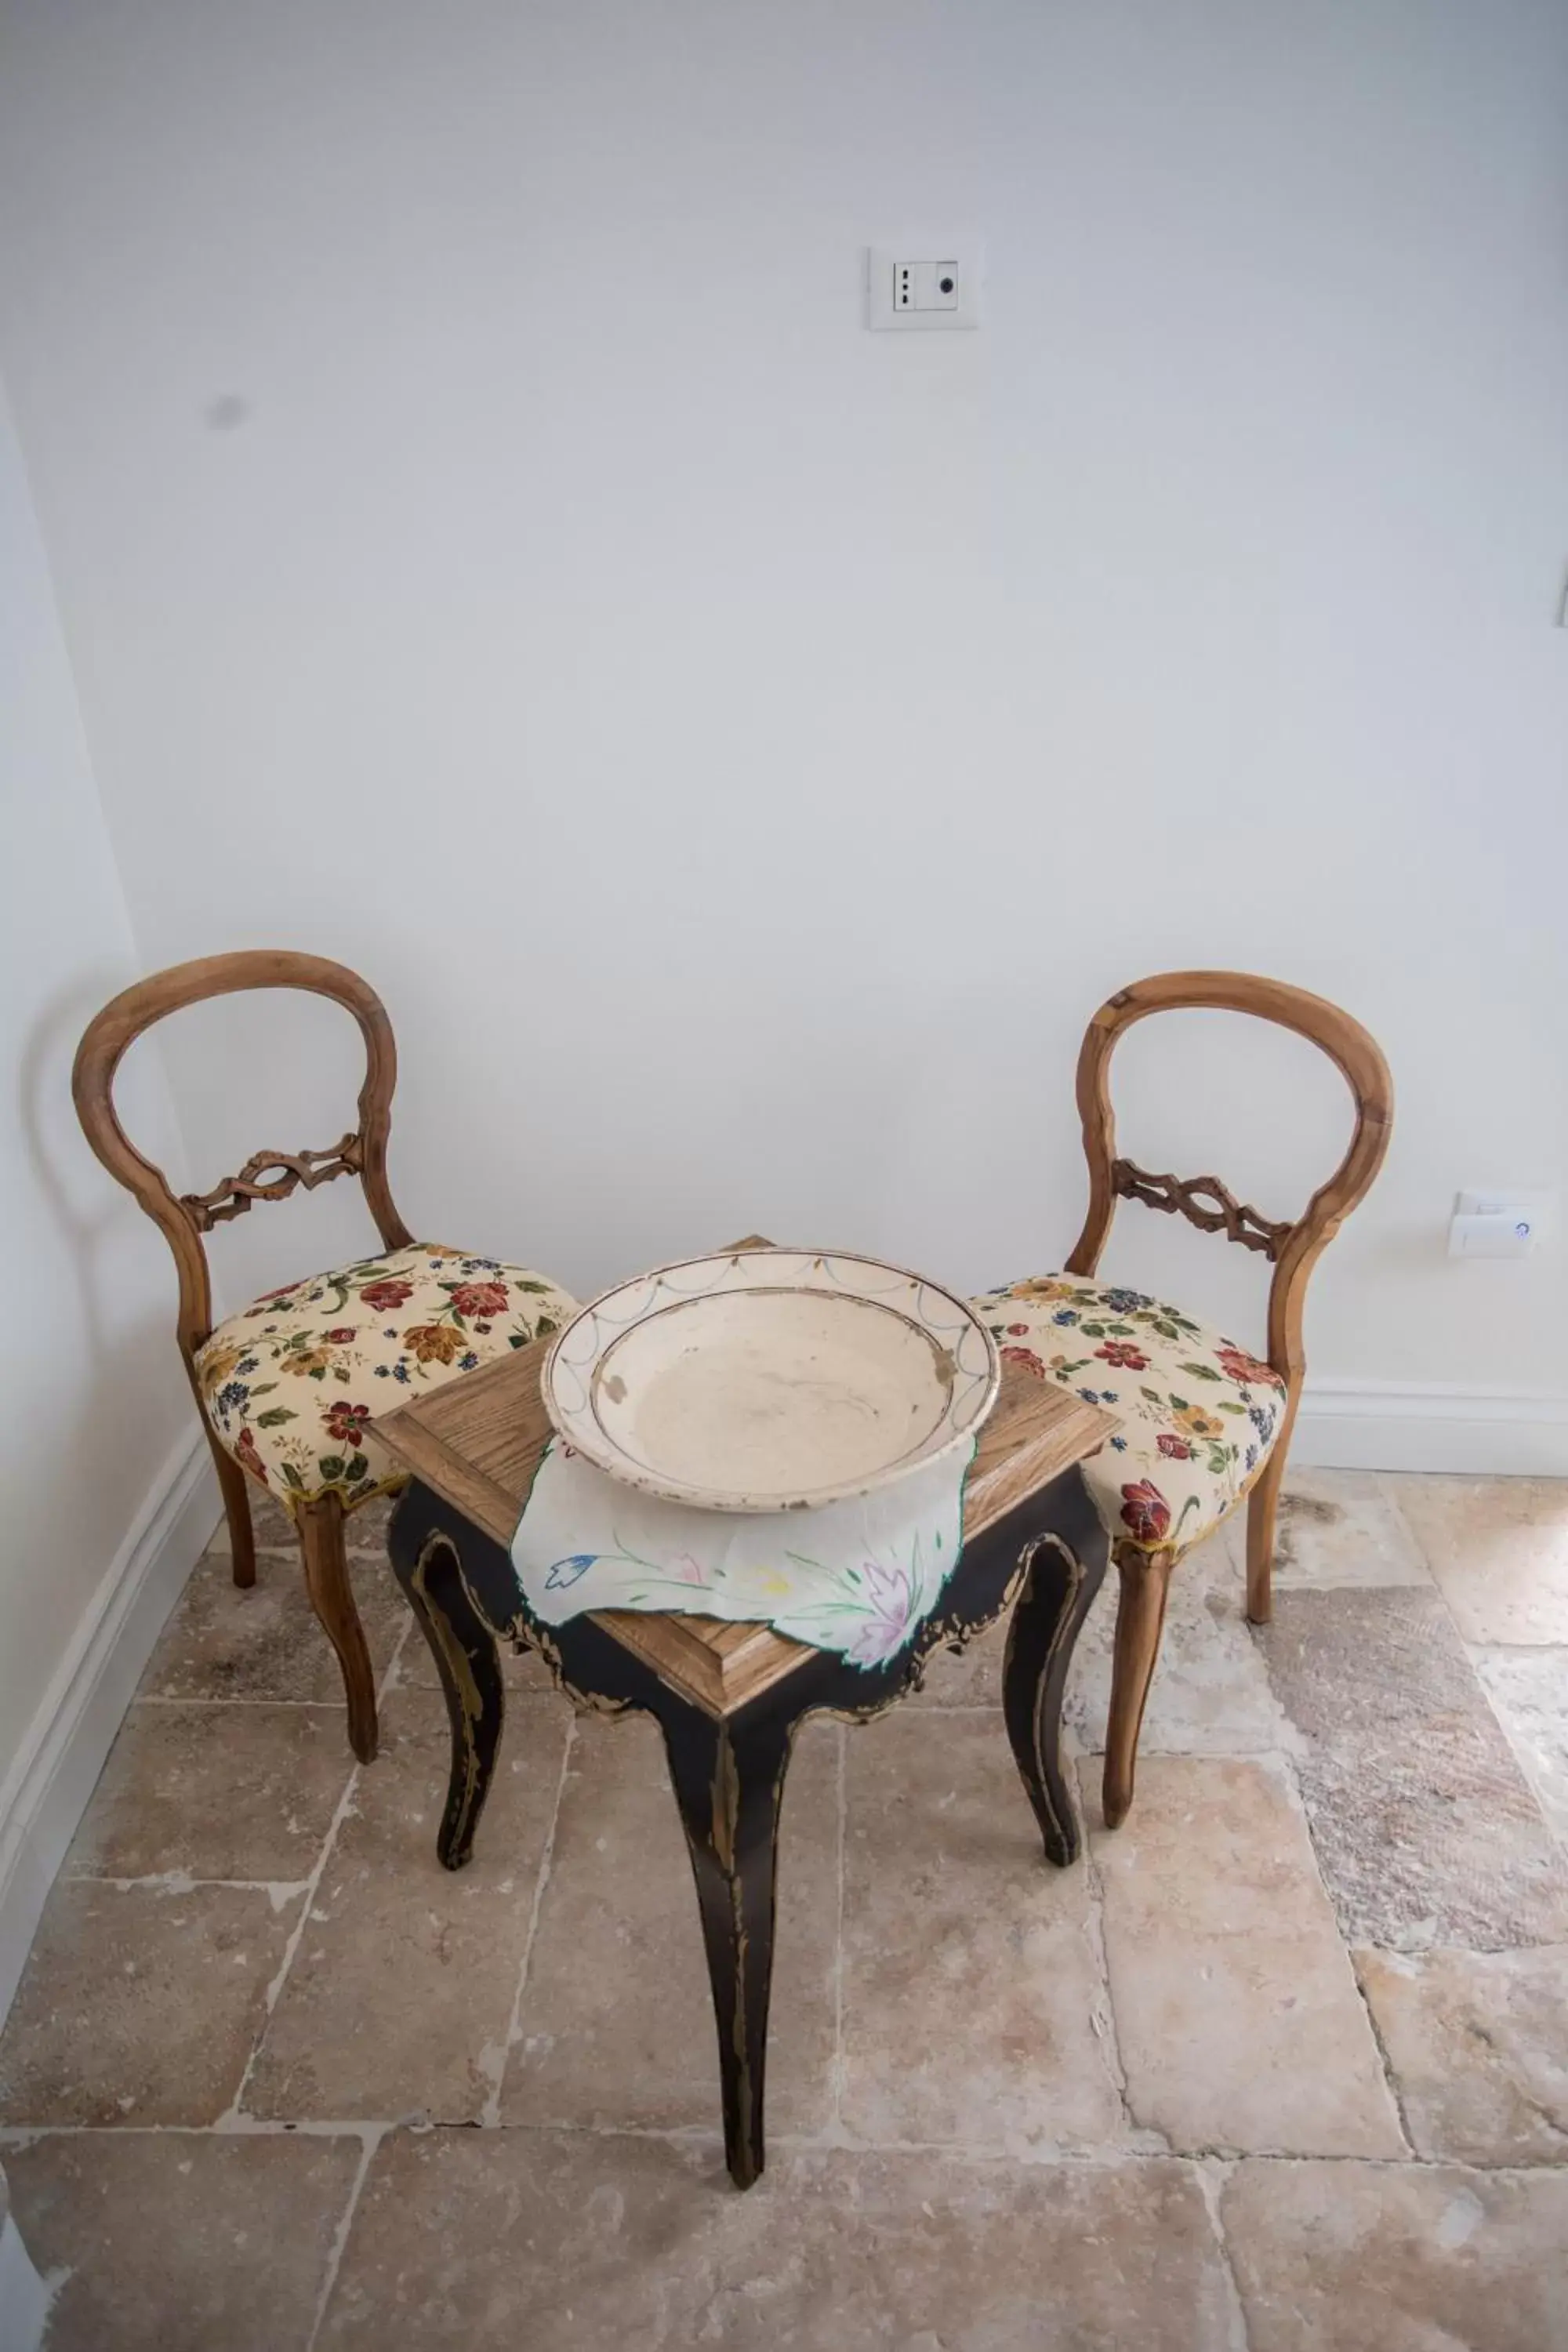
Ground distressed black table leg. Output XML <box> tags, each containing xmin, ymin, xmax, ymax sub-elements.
<box><xmin>388</xmin><ymin>1493</ymin><xmax>506</xmax><ymax>1871</ymax></box>
<box><xmin>1002</xmin><ymin>1470</ymin><xmax>1109</xmax><ymax>1867</ymax></box>
<box><xmin>658</xmin><ymin>1700</ymin><xmax>797</xmax><ymax>2190</ymax></box>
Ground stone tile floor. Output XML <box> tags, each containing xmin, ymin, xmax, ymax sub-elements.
<box><xmin>2</xmin><ymin>1470</ymin><xmax>1567</xmax><ymax>2348</ymax></box>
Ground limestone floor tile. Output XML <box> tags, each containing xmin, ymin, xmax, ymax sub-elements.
<box><xmin>909</xmin><ymin>1533</ymin><xmax>1244</xmax><ymax>1735</ymax></box>
<box><xmin>905</xmin><ymin>1613</ymin><xmax>1007</xmax><ymax>1707</ymax></box>
<box><xmin>244</xmin><ymin>1692</ymin><xmax>568</xmax><ymax>2122</ymax></box>
<box><xmin>1389</xmin><ymin>1474</ymin><xmax>1568</xmax><ymax>1644</ymax></box>
<box><xmin>1261</xmin><ymin>1468</ymin><xmax>1432</xmax><ymax>1589</ymax></box>
<box><xmin>503</xmin><ymin>1712</ymin><xmax>838</xmax><ymax>2136</ymax></box>
<box><xmin>1091</xmin><ymin>1755</ymin><xmax>1403</xmax><ymax>2155</ymax></box>
<box><xmin>1473</xmin><ymin>1646</ymin><xmax>1568</xmax><ymax>1845</ymax></box>
<box><xmin>1355</xmin><ymin>1946</ymin><xmax>1568</xmax><ymax>2163</ymax></box>
<box><xmin>1</xmin><ymin>2129</ymin><xmax>363</xmax><ymax>2352</ymax></box>
<box><xmin>205</xmin><ymin>1484</ymin><xmax>405</xmax><ymax>1558</ymax></box>
<box><xmin>840</xmin><ymin>1708</ymin><xmax>1122</xmax><ymax>2153</ymax></box>
<box><xmin>204</xmin><ymin>1491</ymin><xmax>296</xmax><ymax>1551</ymax></box>
<box><xmin>68</xmin><ymin>1700</ymin><xmax>354</xmax><ymax>1882</ymax></box>
<box><xmin>396</xmin><ymin>1624</ymin><xmax>554</xmax><ymax>1695</ymax></box>
<box><xmin>1256</xmin><ymin>1588</ymin><xmax>1568</xmax><ymax>1950</ymax></box>
<box><xmin>1065</xmin><ymin>1546</ymin><xmax>1302</xmax><ymax>1762</ymax></box>
<box><xmin>322</xmin><ymin>2131</ymin><xmax>1234</xmax><ymax>2350</ymax></box>
<box><xmin>143</xmin><ymin>1544</ymin><xmax>408</xmax><ymax>1704</ymax></box>
<box><xmin>0</xmin><ymin>1881</ymin><xmax>302</xmax><ymax>2125</ymax></box>
<box><xmin>338</xmin><ymin>1490</ymin><xmax>404</xmax><ymax>1557</ymax></box>
<box><xmin>1222</xmin><ymin>2158</ymin><xmax>1568</xmax><ymax>2352</ymax></box>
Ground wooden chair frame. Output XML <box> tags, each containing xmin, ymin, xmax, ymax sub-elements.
<box><xmin>1062</xmin><ymin>970</ymin><xmax>1393</xmax><ymax>1827</ymax></box>
<box><xmin>73</xmin><ymin>950</ymin><xmax>417</xmax><ymax>1762</ymax></box>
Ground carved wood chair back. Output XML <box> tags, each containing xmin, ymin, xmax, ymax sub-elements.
<box><xmin>1064</xmin><ymin>969</ymin><xmax>1393</xmax><ymax>1413</ymax></box>
<box><xmin>72</xmin><ymin>949</ymin><xmax>415</xmax><ymax>1385</ymax></box>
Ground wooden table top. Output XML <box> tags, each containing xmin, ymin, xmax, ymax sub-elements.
<box><xmin>372</xmin><ymin>1239</ymin><xmax>1113</xmax><ymax>1717</ymax></box>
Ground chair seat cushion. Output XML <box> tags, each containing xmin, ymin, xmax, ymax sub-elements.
<box><xmin>973</xmin><ymin>1274</ymin><xmax>1288</xmax><ymax>1554</ymax></box>
<box><xmin>195</xmin><ymin>1243</ymin><xmax>578</xmax><ymax>1512</ymax></box>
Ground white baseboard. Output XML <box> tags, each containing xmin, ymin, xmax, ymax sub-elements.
<box><xmin>1293</xmin><ymin>1381</ymin><xmax>1568</xmax><ymax>1477</ymax></box>
<box><xmin>0</xmin><ymin>1431</ymin><xmax>220</xmax><ymax>2027</ymax></box>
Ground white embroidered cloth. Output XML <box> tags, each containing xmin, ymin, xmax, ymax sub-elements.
<box><xmin>510</xmin><ymin>1439</ymin><xmax>976</xmax><ymax>1669</ymax></box>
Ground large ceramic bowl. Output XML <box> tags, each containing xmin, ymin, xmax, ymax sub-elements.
<box><xmin>541</xmin><ymin>1246</ymin><xmax>1000</xmax><ymax>1512</ymax></box>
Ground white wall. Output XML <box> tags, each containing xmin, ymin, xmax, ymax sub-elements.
<box><xmin>0</xmin><ymin>0</ymin><xmax>1563</xmax><ymax>1449</ymax></box>
<box><xmin>0</xmin><ymin>380</ymin><xmax>213</xmax><ymax>2011</ymax></box>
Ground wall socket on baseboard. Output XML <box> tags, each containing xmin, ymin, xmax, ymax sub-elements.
<box><xmin>1448</xmin><ymin>1189</ymin><xmax>1557</xmax><ymax>1258</ymax></box>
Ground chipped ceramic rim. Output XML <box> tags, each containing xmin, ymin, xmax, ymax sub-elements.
<box><xmin>539</xmin><ymin>1245</ymin><xmax>1001</xmax><ymax>1512</ymax></box>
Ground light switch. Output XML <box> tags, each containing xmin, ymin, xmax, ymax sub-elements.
<box><xmin>916</xmin><ymin>260</ymin><xmax>960</xmax><ymax>310</ymax></box>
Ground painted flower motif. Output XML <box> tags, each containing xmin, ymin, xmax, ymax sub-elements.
<box><xmin>196</xmin><ymin>1243</ymin><xmax>574</xmax><ymax>1514</ymax></box>
<box><xmin>964</xmin><ymin>1272</ymin><xmax>1303</xmax><ymax>1566</ymax></box>
<box><xmin>324</xmin><ymin>1400</ymin><xmax>372</xmax><ymax>1446</ymax></box>
<box><xmin>1001</xmin><ymin>1344</ymin><xmax>1046</xmax><ymax>1377</ymax></box>
<box><xmin>1120</xmin><ymin>1478</ymin><xmax>1171</xmax><ymax>1544</ymax></box>
<box><xmin>845</xmin><ymin>1559</ymin><xmax>915</xmax><ymax>1668</ymax></box>
<box><xmin>359</xmin><ymin>1278</ymin><xmax>416</xmax><ymax>1312</ymax></box>
<box><xmin>200</xmin><ymin>1344</ymin><xmax>245</xmax><ymax>1393</ymax></box>
<box><xmin>402</xmin><ymin>1323</ymin><xmax>466</xmax><ymax>1366</ymax></box>
<box><xmin>1215</xmin><ymin>1345</ymin><xmax>1283</xmax><ymax>1389</ymax></box>
<box><xmin>1009</xmin><ymin>1277</ymin><xmax>1082</xmax><ymax>1305</ymax></box>
<box><xmin>448</xmin><ymin>1279</ymin><xmax>510</xmax><ymax>1319</ymax></box>
<box><xmin>545</xmin><ymin>1553</ymin><xmax>597</xmax><ymax>1589</ymax></box>
<box><xmin>234</xmin><ymin>1425</ymin><xmax>269</xmax><ymax>1484</ymax></box>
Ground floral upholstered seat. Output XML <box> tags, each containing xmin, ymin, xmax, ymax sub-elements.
<box><xmin>972</xmin><ymin>1275</ymin><xmax>1287</xmax><ymax>1555</ymax></box>
<box><xmin>196</xmin><ymin>1243</ymin><xmax>578</xmax><ymax>1512</ymax></box>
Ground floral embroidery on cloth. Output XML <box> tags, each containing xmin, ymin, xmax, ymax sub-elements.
<box><xmin>972</xmin><ymin>1274</ymin><xmax>1287</xmax><ymax>1553</ymax></box>
<box><xmin>196</xmin><ymin>1243</ymin><xmax>577</xmax><ymax>1512</ymax></box>
<box><xmin>510</xmin><ymin>1440</ymin><xmax>975</xmax><ymax>1669</ymax></box>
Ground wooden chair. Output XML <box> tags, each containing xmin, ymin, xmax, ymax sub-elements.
<box><xmin>975</xmin><ymin>971</ymin><xmax>1392</xmax><ymax>1831</ymax></box>
<box><xmin>73</xmin><ymin>950</ymin><xmax>576</xmax><ymax>1763</ymax></box>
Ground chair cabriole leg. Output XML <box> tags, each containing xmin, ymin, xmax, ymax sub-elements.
<box><xmin>1244</xmin><ymin>1447</ymin><xmax>1286</xmax><ymax>1626</ymax></box>
<box><xmin>207</xmin><ymin>1425</ymin><xmax>256</xmax><ymax>1591</ymax></box>
<box><xmin>1102</xmin><ymin>1541</ymin><xmax>1176</xmax><ymax>1831</ymax></box>
<box><xmin>298</xmin><ymin>1492</ymin><xmax>379</xmax><ymax>1762</ymax></box>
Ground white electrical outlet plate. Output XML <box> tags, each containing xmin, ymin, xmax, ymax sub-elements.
<box><xmin>1448</xmin><ymin>1189</ymin><xmax>1557</xmax><ymax>1259</ymax></box>
<box><xmin>866</xmin><ymin>244</ymin><xmax>982</xmax><ymax>332</ymax></box>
